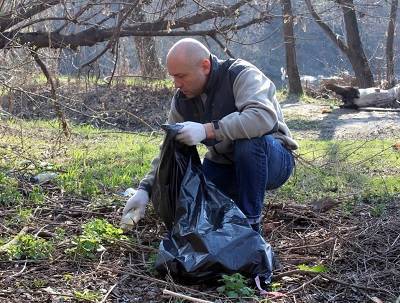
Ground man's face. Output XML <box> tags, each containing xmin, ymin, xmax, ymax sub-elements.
<box><xmin>167</xmin><ymin>56</ymin><xmax>211</xmax><ymax>98</ymax></box>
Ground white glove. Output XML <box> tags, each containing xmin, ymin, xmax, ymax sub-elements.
<box><xmin>121</xmin><ymin>189</ymin><xmax>149</xmax><ymax>230</ymax></box>
<box><xmin>176</xmin><ymin>121</ymin><xmax>206</xmax><ymax>146</ymax></box>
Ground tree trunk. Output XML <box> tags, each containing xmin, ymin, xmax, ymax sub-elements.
<box><xmin>305</xmin><ymin>0</ymin><xmax>374</xmax><ymax>88</ymax></box>
<box><xmin>386</xmin><ymin>0</ymin><xmax>398</xmax><ymax>88</ymax></box>
<box><xmin>340</xmin><ymin>0</ymin><xmax>374</xmax><ymax>88</ymax></box>
<box><xmin>134</xmin><ymin>7</ymin><xmax>165</xmax><ymax>78</ymax></box>
<box><xmin>325</xmin><ymin>83</ymin><xmax>400</xmax><ymax>108</ymax></box>
<box><xmin>281</xmin><ymin>0</ymin><xmax>303</xmax><ymax>95</ymax></box>
<box><xmin>134</xmin><ymin>36</ymin><xmax>165</xmax><ymax>78</ymax></box>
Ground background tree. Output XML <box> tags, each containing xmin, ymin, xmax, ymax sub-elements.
<box><xmin>133</xmin><ymin>1</ymin><xmax>165</xmax><ymax>78</ymax></box>
<box><xmin>281</xmin><ymin>0</ymin><xmax>303</xmax><ymax>95</ymax></box>
<box><xmin>305</xmin><ymin>0</ymin><xmax>374</xmax><ymax>88</ymax></box>
<box><xmin>386</xmin><ymin>0</ymin><xmax>398</xmax><ymax>87</ymax></box>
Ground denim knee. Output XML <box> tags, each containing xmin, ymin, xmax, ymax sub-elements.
<box><xmin>234</xmin><ymin>137</ymin><xmax>265</xmax><ymax>161</ymax></box>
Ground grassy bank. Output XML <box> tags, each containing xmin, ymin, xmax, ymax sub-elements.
<box><xmin>1</xmin><ymin>118</ymin><xmax>399</xmax><ymax>213</ymax></box>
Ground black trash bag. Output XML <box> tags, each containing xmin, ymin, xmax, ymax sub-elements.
<box><xmin>151</xmin><ymin>124</ymin><xmax>275</xmax><ymax>284</ymax></box>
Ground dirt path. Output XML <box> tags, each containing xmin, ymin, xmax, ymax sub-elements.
<box><xmin>281</xmin><ymin>102</ymin><xmax>400</xmax><ymax>140</ymax></box>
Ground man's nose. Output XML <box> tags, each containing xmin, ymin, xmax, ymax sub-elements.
<box><xmin>174</xmin><ymin>78</ymin><xmax>182</xmax><ymax>89</ymax></box>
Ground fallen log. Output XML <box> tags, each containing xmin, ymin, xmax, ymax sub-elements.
<box><xmin>325</xmin><ymin>83</ymin><xmax>400</xmax><ymax>109</ymax></box>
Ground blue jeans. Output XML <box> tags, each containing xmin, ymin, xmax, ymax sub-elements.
<box><xmin>203</xmin><ymin>135</ymin><xmax>294</xmax><ymax>224</ymax></box>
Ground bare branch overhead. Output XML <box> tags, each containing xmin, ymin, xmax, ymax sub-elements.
<box><xmin>0</xmin><ymin>0</ymin><xmax>272</xmax><ymax>50</ymax></box>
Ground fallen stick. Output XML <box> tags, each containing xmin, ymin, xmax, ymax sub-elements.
<box><xmin>357</xmin><ymin>107</ymin><xmax>400</xmax><ymax>112</ymax></box>
<box><xmin>163</xmin><ymin>289</ymin><xmax>213</xmax><ymax>303</ymax></box>
<box><xmin>0</xmin><ymin>226</ymin><xmax>28</xmax><ymax>253</ymax></box>
<box><xmin>99</xmin><ymin>266</ymin><xmax>220</xmax><ymax>301</ymax></box>
<box><xmin>283</xmin><ymin>237</ymin><xmax>335</xmax><ymax>252</ymax></box>
<box><xmin>7</xmin><ymin>260</ymin><xmax>28</xmax><ymax>279</ymax></box>
<box><xmin>320</xmin><ymin>273</ymin><xmax>392</xmax><ymax>295</ymax></box>
<box><xmin>100</xmin><ymin>282</ymin><xmax>118</xmax><ymax>303</ymax></box>
<box><xmin>274</xmin><ymin>269</ymin><xmax>391</xmax><ymax>295</ymax></box>
<box><xmin>287</xmin><ymin>274</ymin><xmax>321</xmax><ymax>294</ymax></box>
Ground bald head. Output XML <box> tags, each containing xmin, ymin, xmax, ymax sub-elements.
<box><xmin>167</xmin><ymin>38</ymin><xmax>210</xmax><ymax>66</ymax></box>
<box><xmin>166</xmin><ymin>38</ymin><xmax>212</xmax><ymax>98</ymax></box>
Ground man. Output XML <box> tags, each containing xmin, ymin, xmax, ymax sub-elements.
<box><xmin>122</xmin><ymin>38</ymin><xmax>298</xmax><ymax>233</ymax></box>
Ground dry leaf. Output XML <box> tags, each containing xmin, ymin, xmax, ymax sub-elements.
<box><xmin>392</xmin><ymin>142</ymin><xmax>400</xmax><ymax>151</ymax></box>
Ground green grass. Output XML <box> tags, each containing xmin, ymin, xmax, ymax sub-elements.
<box><xmin>0</xmin><ymin>119</ymin><xmax>399</xmax><ymax>216</ymax></box>
<box><xmin>276</xmin><ymin>89</ymin><xmax>340</xmax><ymax>107</ymax></box>
<box><xmin>0</xmin><ymin>119</ymin><xmax>162</xmax><ymax>201</ymax></box>
<box><xmin>275</xmin><ymin>139</ymin><xmax>400</xmax><ymax>211</ymax></box>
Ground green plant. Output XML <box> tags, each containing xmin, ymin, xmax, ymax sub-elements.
<box><xmin>217</xmin><ymin>273</ymin><xmax>255</xmax><ymax>298</ymax></box>
<box><xmin>0</xmin><ymin>172</ymin><xmax>22</xmax><ymax>206</ymax></box>
<box><xmin>73</xmin><ymin>289</ymin><xmax>101</xmax><ymax>302</ymax></box>
<box><xmin>83</xmin><ymin>218</ymin><xmax>125</xmax><ymax>241</ymax></box>
<box><xmin>370</xmin><ymin>203</ymin><xmax>386</xmax><ymax>217</ymax></box>
<box><xmin>6</xmin><ymin>234</ymin><xmax>53</xmax><ymax>260</ymax></box>
<box><xmin>32</xmin><ymin>278</ymin><xmax>48</xmax><ymax>288</ymax></box>
<box><xmin>146</xmin><ymin>252</ymin><xmax>158</xmax><ymax>275</ymax></box>
<box><xmin>297</xmin><ymin>264</ymin><xmax>328</xmax><ymax>273</ymax></box>
<box><xmin>54</xmin><ymin>227</ymin><xmax>66</xmax><ymax>241</ymax></box>
<box><xmin>67</xmin><ymin>218</ymin><xmax>126</xmax><ymax>259</ymax></box>
<box><xmin>29</xmin><ymin>185</ymin><xmax>45</xmax><ymax>205</ymax></box>
<box><xmin>16</xmin><ymin>208</ymin><xmax>32</xmax><ymax>224</ymax></box>
<box><xmin>269</xmin><ymin>282</ymin><xmax>282</xmax><ymax>291</ymax></box>
<box><xmin>63</xmin><ymin>273</ymin><xmax>73</xmax><ymax>283</ymax></box>
<box><xmin>4</xmin><ymin>208</ymin><xmax>33</xmax><ymax>227</ymax></box>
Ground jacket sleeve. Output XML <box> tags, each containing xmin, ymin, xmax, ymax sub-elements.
<box><xmin>137</xmin><ymin>95</ymin><xmax>184</xmax><ymax>196</ymax></box>
<box><xmin>213</xmin><ymin>65</ymin><xmax>279</xmax><ymax>141</ymax></box>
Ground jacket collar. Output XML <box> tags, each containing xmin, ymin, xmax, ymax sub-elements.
<box><xmin>204</xmin><ymin>54</ymin><xmax>220</xmax><ymax>94</ymax></box>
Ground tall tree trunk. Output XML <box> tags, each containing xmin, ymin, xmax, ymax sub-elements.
<box><xmin>340</xmin><ymin>0</ymin><xmax>374</xmax><ymax>88</ymax></box>
<box><xmin>134</xmin><ymin>36</ymin><xmax>165</xmax><ymax>78</ymax></box>
<box><xmin>386</xmin><ymin>0</ymin><xmax>398</xmax><ymax>88</ymax></box>
<box><xmin>134</xmin><ymin>7</ymin><xmax>165</xmax><ymax>78</ymax></box>
<box><xmin>305</xmin><ymin>0</ymin><xmax>374</xmax><ymax>88</ymax></box>
<box><xmin>281</xmin><ymin>0</ymin><xmax>303</xmax><ymax>95</ymax></box>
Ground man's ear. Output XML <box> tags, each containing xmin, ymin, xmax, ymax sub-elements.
<box><xmin>201</xmin><ymin>58</ymin><xmax>211</xmax><ymax>75</ymax></box>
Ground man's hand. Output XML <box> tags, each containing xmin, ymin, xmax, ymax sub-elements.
<box><xmin>122</xmin><ymin>189</ymin><xmax>149</xmax><ymax>225</ymax></box>
<box><xmin>176</xmin><ymin>121</ymin><xmax>206</xmax><ymax>146</ymax></box>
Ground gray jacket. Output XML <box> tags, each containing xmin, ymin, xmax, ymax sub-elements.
<box><xmin>138</xmin><ymin>56</ymin><xmax>298</xmax><ymax>195</ymax></box>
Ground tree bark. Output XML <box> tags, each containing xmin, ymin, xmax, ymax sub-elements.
<box><xmin>133</xmin><ymin>7</ymin><xmax>165</xmax><ymax>78</ymax></box>
<box><xmin>305</xmin><ymin>0</ymin><xmax>374</xmax><ymax>88</ymax></box>
<box><xmin>325</xmin><ymin>83</ymin><xmax>400</xmax><ymax>108</ymax></box>
<box><xmin>386</xmin><ymin>0</ymin><xmax>398</xmax><ymax>88</ymax></box>
<box><xmin>281</xmin><ymin>0</ymin><xmax>303</xmax><ymax>95</ymax></box>
<box><xmin>340</xmin><ymin>0</ymin><xmax>374</xmax><ymax>88</ymax></box>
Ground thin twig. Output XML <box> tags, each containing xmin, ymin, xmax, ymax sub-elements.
<box><xmin>8</xmin><ymin>260</ymin><xmax>28</xmax><ymax>279</ymax></box>
<box><xmin>287</xmin><ymin>275</ymin><xmax>321</xmax><ymax>294</ymax></box>
<box><xmin>99</xmin><ymin>282</ymin><xmax>119</xmax><ymax>303</ymax></box>
<box><xmin>163</xmin><ymin>289</ymin><xmax>214</xmax><ymax>303</ymax></box>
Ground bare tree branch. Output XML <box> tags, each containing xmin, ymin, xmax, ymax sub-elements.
<box><xmin>30</xmin><ymin>47</ymin><xmax>70</xmax><ymax>137</ymax></box>
<box><xmin>304</xmin><ymin>0</ymin><xmax>348</xmax><ymax>54</ymax></box>
<box><xmin>0</xmin><ymin>0</ymin><xmax>61</xmax><ymax>32</ymax></box>
<box><xmin>0</xmin><ymin>0</ymin><xmax>268</xmax><ymax>50</ymax></box>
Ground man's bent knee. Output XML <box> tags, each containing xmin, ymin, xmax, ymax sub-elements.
<box><xmin>234</xmin><ymin>137</ymin><xmax>266</xmax><ymax>161</ymax></box>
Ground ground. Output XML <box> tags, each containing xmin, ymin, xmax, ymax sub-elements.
<box><xmin>0</xmin><ymin>84</ymin><xmax>399</xmax><ymax>302</ymax></box>
<box><xmin>280</xmin><ymin>101</ymin><xmax>400</xmax><ymax>140</ymax></box>
<box><xmin>5</xmin><ymin>84</ymin><xmax>400</xmax><ymax>140</ymax></box>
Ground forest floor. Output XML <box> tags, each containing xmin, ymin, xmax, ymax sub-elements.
<box><xmin>0</xmin><ymin>84</ymin><xmax>399</xmax><ymax>303</ymax></box>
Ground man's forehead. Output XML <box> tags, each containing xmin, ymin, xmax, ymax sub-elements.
<box><xmin>167</xmin><ymin>57</ymin><xmax>192</xmax><ymax>74</ymax></box>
